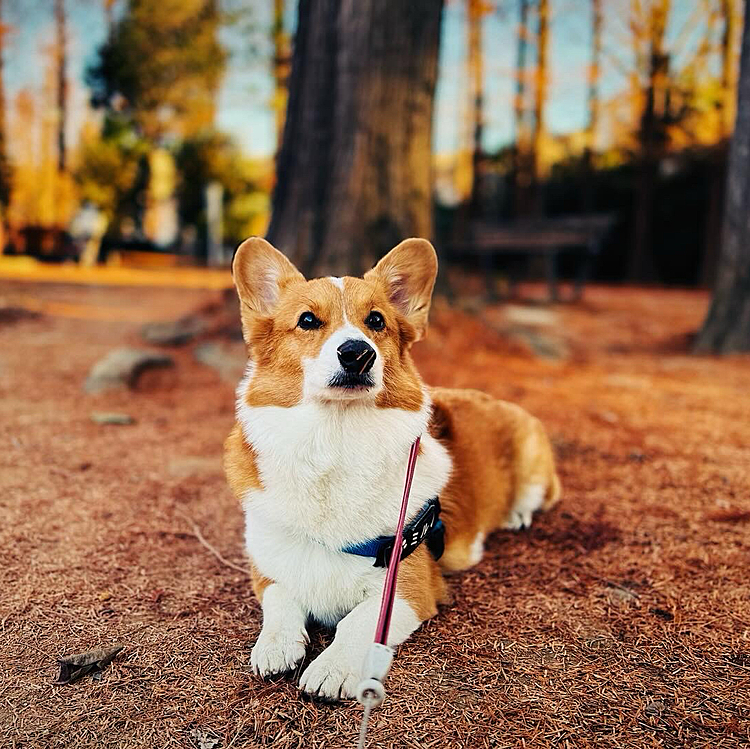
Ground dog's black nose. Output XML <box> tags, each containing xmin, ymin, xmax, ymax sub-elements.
<box><xmin>337</xmin><ymin>339</ymin><xmax>376</xmax><ymax>374</ymax></box>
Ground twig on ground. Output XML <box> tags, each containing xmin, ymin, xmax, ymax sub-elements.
<box><xmin>175</xmin><ymin>509</ymin><xmax>251</xmax><ymax>576</ymax></box>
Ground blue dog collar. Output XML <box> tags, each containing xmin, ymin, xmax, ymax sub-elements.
<box><xmin>341</xmin><ymin>497</ymin><xmax>445</xmax><ymax>567</ymax></box>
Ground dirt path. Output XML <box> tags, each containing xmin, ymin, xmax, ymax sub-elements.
<box><xmin>1</xmin><ymin>282</ymin><xmax>748</xmax><ymax>748</ymax></box>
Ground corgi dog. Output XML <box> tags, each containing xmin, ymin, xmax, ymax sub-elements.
<box><xmin>224</xmin><ymin>237</ymin><xmax>560</xmax><ymax>701</ymax></box>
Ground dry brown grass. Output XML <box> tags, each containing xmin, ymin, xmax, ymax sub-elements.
<box><xmin>1</xmin><ymin>282</ymin><xmax>748</xmax><ymax>748</ymax></box>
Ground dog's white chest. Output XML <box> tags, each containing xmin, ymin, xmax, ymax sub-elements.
<box><xmin>237</xmin><ymin>397</ymin><xmax>452</xmax><ymax>624</ymax></box>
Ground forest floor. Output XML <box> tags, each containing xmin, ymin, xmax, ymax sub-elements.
<box><xmin>1</xmin><ymin>278</ymin><xmax>749</xmax><ymax>749</ymax></box>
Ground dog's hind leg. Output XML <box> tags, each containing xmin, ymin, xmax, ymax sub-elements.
<box><xmin>503</xmin><ymin>419</ymin><xmax>561</xmax><ymax>531</ymax></box>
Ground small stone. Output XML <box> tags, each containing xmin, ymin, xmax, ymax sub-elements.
<box><xmin>141</xmin><ymin>316</ymin><xmax>205</xmax><ymax>346</ymax></box>
<box><xmin>84</xmin><ymin>348</ymin><xmax>174</xmax><ymax>393</ymax></box>
<box><xmin>645</xmin><ymin>699</ymin><xmax>666</xmax><ymax>716</ymax></box>
<box><xmin>90</xmin><ymin>412</ymin><xmax>135</xmax><ymax>425</ymax></box>
<box><xmin>504</xmin><ymin>304</ymin><xmax>558</xmax><ymax>327</ymax></box>
<box><xmin>0</xmin><ymin>306</ymin><xmax>42</xmax><ymax>325</ymax></box>
<box><xmin>193</xmin><ymin>341</ymin><xmax>247</xmax><ymax>382</ymax></box>
<box><xmin>506</xmin><ymin>326</ymin><xmax>569</xmax><ymax>360</ymax></box>
<box><xmin>606</xmin><ymin>583</ymin><xmax>639</xmax><ymax>604</ymax></box>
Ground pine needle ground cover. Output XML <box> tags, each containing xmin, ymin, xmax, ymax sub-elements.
<box><xmin>1</xmin><ymin>282</ymin><xmax>748</xmax><ymax>748</ymax></box>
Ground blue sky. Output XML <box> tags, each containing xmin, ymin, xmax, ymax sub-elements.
<box><xmin>3</xmin><ymin>0</ymin><xmax>706</xmax><ymax>158</ymax></box>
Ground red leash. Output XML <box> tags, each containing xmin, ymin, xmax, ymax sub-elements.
<box><xmin>356</xmin><ymin>435</ymin><xmax>421</xmax><ymax>748</ymax></box>
<box><xmin>374</xmin><ymin>435</ymin><xmax>421</xmax><ymax>644</ymax></box>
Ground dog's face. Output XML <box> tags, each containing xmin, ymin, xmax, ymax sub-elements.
<box><xmin>232</xmin><ymin>237</ymin><xmax>437</xmax><ymax>410</ymax></box>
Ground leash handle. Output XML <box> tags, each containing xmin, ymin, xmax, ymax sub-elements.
<box><xmin>374</xmin><ymin>435</ymin><xmax>421</xmax><ymax>644</ymax></box>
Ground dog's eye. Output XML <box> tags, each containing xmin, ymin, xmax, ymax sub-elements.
<box><xmin>297</xmin><ymin>311</ymin><xmax>322</xmax><ymax>330</ymax></box>
<box><xmin>365</xmin><ymin>311</ymin><xmax>385</xmax><ymax>331</ymax></box>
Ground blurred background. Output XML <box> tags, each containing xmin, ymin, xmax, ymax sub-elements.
<box><xmin>0</xmin><ymin>0</ymin><xmax>744</xmax><ymax>290</ymax></box>
<box><xmin>3</xmin><ymin>5</ymin><xmax>750</xmax><ymax>745</ymax></box>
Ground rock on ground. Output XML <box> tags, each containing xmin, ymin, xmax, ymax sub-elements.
<box><xmin>140</xmin><ymin>316</ymin><xmax>206</xmax><ymax>346</ymax></box>
<box><xmin>193</xmin><ymin>341</ymin><xmax>247</xmax><ymax>383</ymax></box>
<box><xmin>84</xmin><ymin>348</ymin><xmax>174</xmax><ymax>393</ymax></box>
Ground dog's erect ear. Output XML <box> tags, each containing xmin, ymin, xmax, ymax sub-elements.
<box><xmin>232</xmin><ymin>237</ymin><xmax>304</xmax><ymax>334</ymax></box>
<box><xmin>365</xmin><ymin>238</ymin><xmax>438</xmax><ymax>342</ymax></box>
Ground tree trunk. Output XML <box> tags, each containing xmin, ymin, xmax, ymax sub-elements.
<box><xmin>694</xmin><ymin>10</ymin><xmax>750</xmax><ymax>353</ymax></box>
<box><xmin>271</xmin><ymin>0</ymin><xmax>291</xmax><ymax>154</ymax></box>
<box><xmin>55</xmin><ymin>0</ymin><xmax>67</xmax><ymax>173</ymax></box>
<box><xmin>512</xmin><ymin>0</ymin><xmax>532</xmax><ymax>217</ymax></box>
<box><xmin>530</xmin><ymin>0</ymin><xmax>548</xmax><ymax>215</ymax></box>
<box><xmin>467</xmin><ymin>0</ymin><xmax>484</xmax><ymax>214</ymax></box>
<box><xmin>700</xmin><ymin>0</ymin><xmax>738</xmax><ymax>287</ymax></box>
<box><xmin>0</xmin><ymin>0</ymin><xmax>8</xmax><ymax>207</ymax></box>
<box><xmin>266</xmin><ymin>0</ymin><xmax>444</xmax><ymax>277</ymax></box>
<box><xmin>629</xmin><ymin>0</ymin><xmax>670</xmax><ymax>282</ymax></box>
<box><xmin>582</xmin><ymin>0</ymin><xmax>602</xmax><ymax>212</ymax></box>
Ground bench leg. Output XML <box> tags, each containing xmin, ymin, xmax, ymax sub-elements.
<box><xmin>545</xmin><ymin>252</ymin><xmax>559</xmax><ymax>303</ymax></box>
<box><xmin>573</xmin><ymin>253</ymin><xmax>593</xmax><ymax>301</ymax></box>
<box><xmin>483</xmin><ymin>254</ymin><xmax>497</xmax><ymax>302</ymax></box>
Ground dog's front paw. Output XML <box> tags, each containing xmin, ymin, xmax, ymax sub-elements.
<box><xmin>298</xmin><ymin>644</ymin><xmax>360</xmax><ymax>701</ymax></box>
<box><xmin>251</xmin><ymin>625</ymin><xmax>308</xmax><ymax>677</ymax></box>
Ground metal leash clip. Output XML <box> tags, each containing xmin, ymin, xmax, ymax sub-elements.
<box><xmin>356</xmin><ymin>643</ymin><xmax>394</xmax><ymax>749</ymax></box>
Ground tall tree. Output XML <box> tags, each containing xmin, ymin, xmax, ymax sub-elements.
<box><xmin>54</xmin><ymin>0</ymin><xmax>67</xmax><ymax>172</ymax></box>
<box><xmin>586</xmin><ymin>0</ymin><xmax>602</xmax><ymax>155</ymax></box>
<box><xmin>0</xmin><ymin>0</ymin><xmax>12</xmax><ymax>208</ymax></box>
<box><xmin>701</xmin><ymin>0</ymin><xmax>740</xmax><ymax>286</ymax></box>
<box><xmin>512</xmin><ymin>0</ymin><xmax>532</xmax><ymax>215</ymax></box>
<box><xmin>582</xmin><ymin>0</ymin><xmax>602</xmax><ymax>210</ymax></box>
<box><xmin>529</xmin><ymin>0</ymin><xmax>548</xmax><ymax>214</ymax></box>
<box><xmin>271</xmin><ymin>0</ymin><xmax>291</xmax><ymax>153</ymax></box>
<box><xmin>628</xmin><ymin>0</ymin><xmax>671</xmax><ymax>281</ymax></box>
<box><xmin>266</xmin><ymin>0</ymin><xmax>444</xmax><ymax>276</ymax></box>
<box><xmin>694</xmin><ymin>10</ymin><xmax>750</xmax><ymax>354</ymax></box>
<box><xmin>88</xmin><ymin>0</ymin><xmax>227</xmax><ymax>142</ymax></box>
<box><xmin>466</xmin><ymin>0</ymin><xmax>487</xmax><ymax>213</ymax></box>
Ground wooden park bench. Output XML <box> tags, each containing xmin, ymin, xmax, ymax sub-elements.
<box><xmin>451</xmin><ymin>214</ymin><xmax>615</xmax><ymax>302</ymax></box>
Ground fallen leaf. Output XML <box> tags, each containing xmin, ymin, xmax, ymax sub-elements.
<box><xmin>52</xmin><ymin>645</ymin><xmax>124</xmax><ymax>685</ymax></box>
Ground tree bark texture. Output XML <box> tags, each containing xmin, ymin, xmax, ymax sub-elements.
<box><xmin>467</xmin><ymin>0</ymin><xmax>484</xmax><ymax>214</ymax></box>
<box><xmin>0</xmin><ymin>0</ymin><xmax>7</xmax><ymax>203</ymax></box>
<box><xmin>512</xmin><ymin>0</ymin><xmax>532</xmax><ymax>216</ymax></box>
<box><xmin>266</xmin><ymin>0</ymin><xmax>444</xmax><ymax>277</ymax></box>
<box><xmin>530</xmin><ymin>0</ymin><xmax>548</xmax><ymax>215</ymax></box>
<box><xmin>700</xmin><ymin>0</ymin><xmax>738</xmax><ymax>287</ymax></box>
<box><xmin>629</xmin><ymin>0</ymin><xmax>670</xmax><ymax>282</ymax></box>
<box><xmin>582</xmin><ymin>0</ymin><xmax>601</xmax><ymax>212</ymax></box>
<box><xmin>694</xmin><ymin>9</ymin><xmax>750</xmax><ymax>354</ymax></box>
<box><xmin>55</xmin><ymin>0</ymin><xmax>67</xmax><ymax>173</ymax></box>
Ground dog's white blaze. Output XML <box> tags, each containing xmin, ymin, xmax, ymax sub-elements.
<box><xmin>236</xmin><ymin>391</ymin><xmax>452</xmax><ymax>625</ymax></box>
<box><xmin>327</xmin><ymin>276</ymin><xmax>345</xmax><ymax>290</ymax></box>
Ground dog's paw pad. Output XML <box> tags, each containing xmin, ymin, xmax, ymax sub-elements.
<box><xmin>298</xmin><ymin>648</ymin><xmax>359</xmax><ymax>701</ymax></box>
<box><xmin>251</xmin><ymin>629</ymin><xmax>308</xmax><ymax>677</ymax></box>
